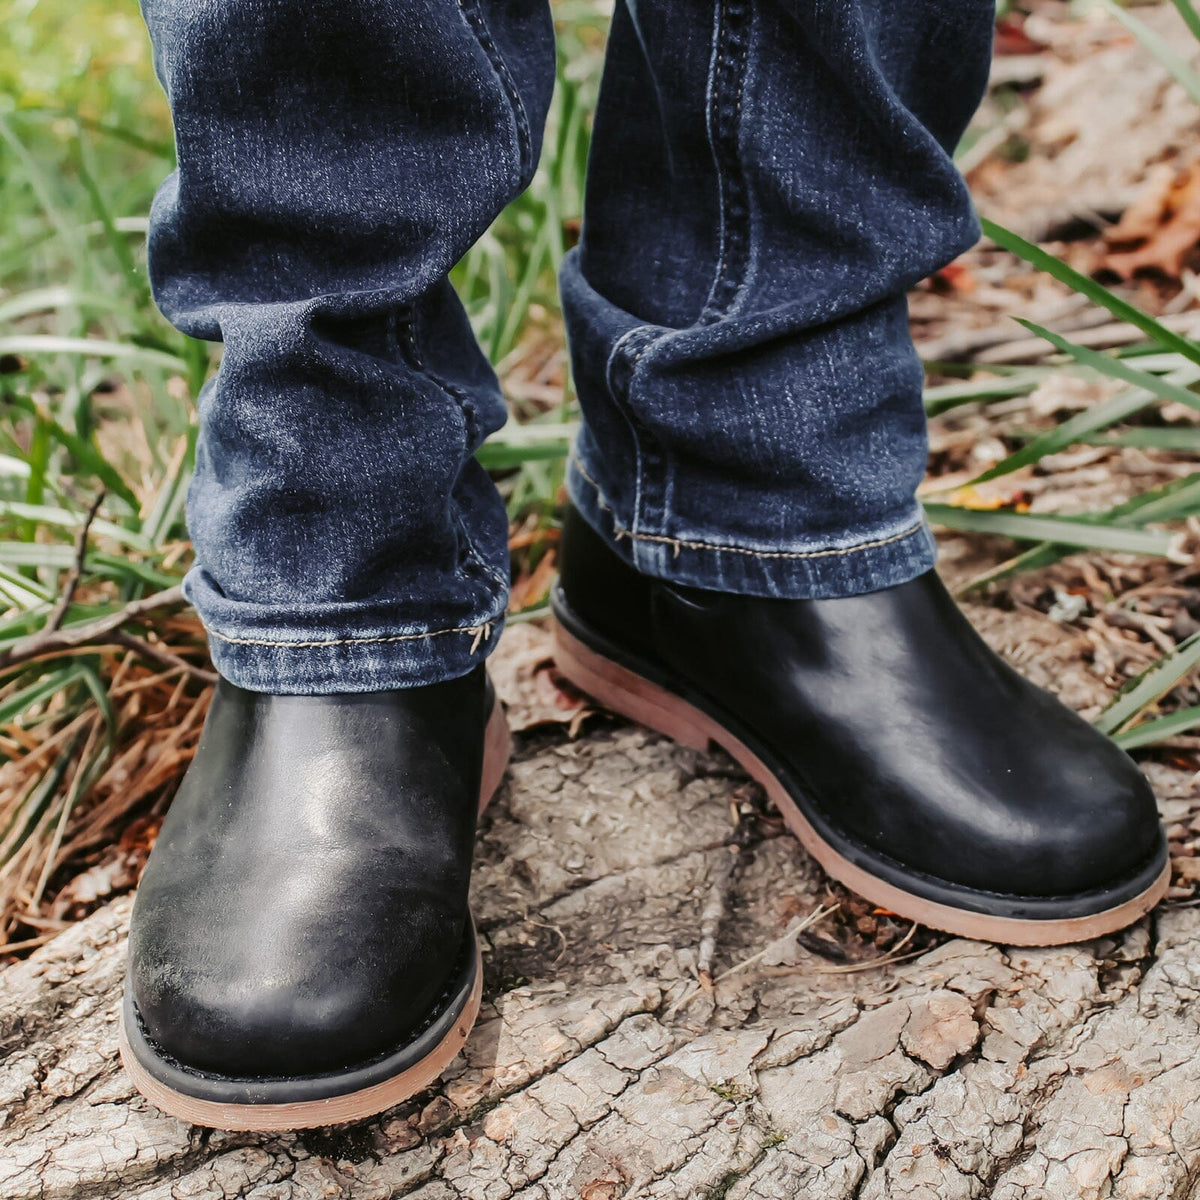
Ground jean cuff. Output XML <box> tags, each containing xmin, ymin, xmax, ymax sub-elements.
<box><xmin>567</xmin><ymin>454</ymin><xmax>936</xmax><ymax>600</ymax></box>
<box><xmin>185</xmin><ymin>568</ymin><xmax>506</xmax><ymax>694</ymax></box>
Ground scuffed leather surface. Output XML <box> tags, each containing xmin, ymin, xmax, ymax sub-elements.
<box><xmin>559</xmin><ymin>507</ymin><xmax>1164</xmax><ymax>900</ymax></box>
<box><xmin>127</xmin><ymin>667</ymin><xmax>488</xmax><ymax>1078</ymax></box>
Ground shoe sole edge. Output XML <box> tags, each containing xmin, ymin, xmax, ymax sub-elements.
<box><xmin>551</xmin><ymin>612</ymin><xmax>1168</xmax><ymax>947</ymax></box>
<box><xmin>119</xmin><ymin>699</ymin><xmax>510</xmax><ymax>1131</ymax></box>
<box><xmin>119</xmin><ymin>939</ymin><xmax>483</xmax><ymax>1132</ymax></box>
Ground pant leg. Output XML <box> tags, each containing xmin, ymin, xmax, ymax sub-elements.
<box><xmin>139</xmin><ymin>0</ymin><xmax>555</xmax><ymax>692</ymax></box>
<box><xmin>562</xmin><ymin>0</ymin><xmax>993</xmax><ymax>598</ymax></box>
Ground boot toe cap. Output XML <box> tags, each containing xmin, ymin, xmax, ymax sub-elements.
<box><xmin>1028</xmin><ymin>753</ymin><xmax>1163</xmax><ymax>898</ymax></box>
<box><xmin>930</xmin><ymin>742</ymin><xmax>1164</xmax><ymax>900</ymax></box>
<box><xmin>128</xmin><ymin>914</ymin><xmax>468</xmax><ymax>1080</ymax></box>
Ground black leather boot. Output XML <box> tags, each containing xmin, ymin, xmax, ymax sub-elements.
<box><xmin>553</xmin><ymin>507</ymin><xmax>1167</xmax><ymax>945</ymax></box>
<box><xmin>120</xmin><ymin>665</ymin><xmax>509</xmax><ymax>1130</ymax></box>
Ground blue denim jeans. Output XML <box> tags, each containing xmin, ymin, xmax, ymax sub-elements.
<box><xmin>140</xmin><ymin>0</ymin><xmax>993</xmax><ymax>693</ymax></box>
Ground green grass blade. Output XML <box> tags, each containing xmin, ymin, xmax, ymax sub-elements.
<box><xmin>0</xmin><ymin>544</ymin><xmax>80</xmax><ymax>569</ymax></box>
<box><xmin>970</xmin><ymin>386</ymin><xmax>1156</xmax><ymax>486</ymax></box>
<box><xmin>78</xmin><ymin>216</ymin><xmax>151</xmax><ymax>239</ymax></box>
<box><xmin>962</xmin><ymin>321</ymin><xmax>1200</xmax><ymax>486</ymax></box>
<box><xmin>1113</xmin><ymin>472</ymin><xmax>1200</xmax><ymax>522</ymax></box>
<box><xmin>0</xmin><ymin>665</ymin><xmax>88</xmax><ymax>723</ymax></box>
<box><xmin>478</xmin><ymin>439</ymin><xmax>572</xmax><ymax>471</ymax></box>
<box><xmin>0</xmin><ymin>546</ymin><xmax>182</xmax><ymax>589</ymax></box>
<box><xmin>958</xmin><ymin>472</ymin><xmax>1200</xmax><ymax>591</ymax></box>
<box><xmin>72</xmin><ymin>129</ymin><xmax>151</xmax><ymax>307</ymax></box>
<box><xmin>1094</xmin><ymin>0</ymin><xmax>1200</xmax><ymax>106</ymax></box>
<box><xmin>0</xmin><ymin>564</ymin><xmax>52</xmax><ymax>607</ymax></box>
<box><xmin>958</xmin><ymin>543</ymin><xmax>1065</xmax><ymax>593</ymax></box>
<box><xmin>20</xmin><ymin>107</ymin><xmax>174</xmax><ymax>159</ymax></box>
<box><xmin>0</xmin><ymin>335</ymin><xmax>188</xmax><ymax>374</ymax></box>
<box><xmin>1172</xmin><ymin>0</ymin><xmax>1200</xmax><ymax>43</ymax></box>
<box><xmin>0</xmin><ymin>730</ymin><xmax>85</xmax><ymax>865</ymax></box>
<box><xmin>88</xmin><ymin>554</ymin><xmax>182</xmax><ymax>589</ymax></box>
<box><xmin>0</xmin><ymin>502</ymin><xmax>151</xmax><ymax>552</ymax></box>
<box><xmin>923</xmin><ymin>503</ymin><xmax>1182</xmax><ymax>558</ymax></box>
<box><xmin>922</xmin><ymin>373</ymin><xmax>1044</xmax><ymax>417</ymax></box>
<box><xmin>1083</xmin><ymin>427</ymin><xmax>1200</xmax><ymax>452</ymax></box>
<box><xmin>141</xmin><ymin>431</ymin><xmax>196</xmax><ymax>549</ymax></box>
<box><xmin>1113</xmin><ymin>703</ymin><xmax>1200</xmax><ymax>750</ymax></box>
<box><xmin>981</xmin><ymin>218</ymin><xmax>1200</xmax><ymax>369</ymax></box>
<box><xmin>0</xmin><ymin>115</ymin><xmax>86</xmax><ymax>267</ymax></box>
<box><xmin>4</xmin><ymin>394</ymin><xmax>140</xmax><ymax>510</ymax></box>
<box><xmin>478</xmin><ymin>421</ymin><xmax>577</xmax><ymax>470</ymax></box>
<box><xmin>1013</xmin><ymin>320</ymin><xmax>1200</xmax><ymax>411</ymax></box>
<box><xmin>1095</xmin><ymin>629</ymin><xmax>1200</xmax><ymax>735</ymax></box>
<box><xmin>78</xmin><ymin>663</ymin><xmax>117</xmax><ymax>747</ymax></box>
<box><xmin>0</xmin><ymin>286</ymin><xmax>134</xmax><ymax>324</ymax></box>
<box><xmin>0</xmin><ymin>455</ymin><xmax>31</xmax><ymax>481</ymax></box>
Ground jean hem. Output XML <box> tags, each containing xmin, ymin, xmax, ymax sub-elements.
<box><xmin>567</xmin><ymin>453</ymin><xmax>936</xmax><ymax>600</ymax></box>
<box><xmin>194</xmin><ymin>599</ymin><xmax>505</xmax><ymax>695</ymax></box>
<box><xmin>204</xmin><ymin>619</ymin><xmax>503</xmax><ymax>694</ymax></box>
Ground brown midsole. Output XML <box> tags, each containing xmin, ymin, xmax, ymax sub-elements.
<box><xmin>120</xmin><ymin>700</ymin><xmax>511</xmax><ymax>1131</ymax></box>
<box><xmin>119</xmin><ymin>942</ymin><xmax>483</xmax><ymax>1132</ymax></box>
<box><xmin>552</xmin><ymin>618</ymin><xmax>1168</xmax><ymax>947</ymax></box>
<box><xmin>480</xmin><ymin>698</ymin><xmax>512</xmax><ymax>813</ymax></box>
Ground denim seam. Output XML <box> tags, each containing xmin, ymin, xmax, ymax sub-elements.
<box><xmin>206</xmin><ymin>620</ymin><xmax>498</xmax><ymax>652</ymax></box>
<box><xmin>700</xmin><ymin>0</ymin><xmax>752</xmax><ymax>322</ymax></box>
<box><xmin>411</xmin><ymin>304</ymin><xmax>474</xmax><ymax>418</ymax></box>
<box><xmin>605</xmin><ymin>325</ymin><xmax>661</xmax><ymax>393</ymax></box>
<box><xmin>599</xmin><ymin>0</ymin><xmax>752</xmax><ymax>563</ymax></box>
<box><xmin>572</xmin><ymin>452</ymin><xmax>924</xmax><ymax>561</ymax></box>
<box><xmin>455</xmin><ymin>510</ymin><xmax>510</xmax><ymax>595</ymax></box>
<box><xmin>456</xmin><ymin>0</ymin><xmax>533</xmax><ymax>181</ymax></box>
<box><xmin>394</xmin><ymin>306</ymin><xmax>424</xmax><ymax>370</ymax></box>
<box><xmin>600</xmin><ymin>326</ymin><xmax>658</xmax><ymax>541</ymax></box>
<box><xmin>407</xmin><ymin>305</ymin><xmax>505</xmax><ymax>594</ymax></box>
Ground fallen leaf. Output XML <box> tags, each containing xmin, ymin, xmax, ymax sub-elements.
<box><xmin>928</xmin><ymin>259</ymin><xmax>978</xmax><ymax>294</ymax></box>
<box><xmin>994</xmin><ymin>15</ymin><xmax>1046</xmax><ymax>57</ymax></box>
<box><xmin>488</xmin><ymin>622</ymin><xmax>589</xmax><ymax>734</ymax></box>
<box><xmin>508</xmin><ymin>549</ymin><xmax>557</xmax><ymax>613</ymax></box>
<box><xmin>1104</xmin><ymin>163</ymin><xmax>1200</xmax><ymax>280</ymax></box>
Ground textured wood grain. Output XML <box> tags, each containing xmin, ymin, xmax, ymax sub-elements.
<box><xmin>1</xmin><ymin>604</ymin><xmax>1197</xmax><ymax>1199</ymax></box>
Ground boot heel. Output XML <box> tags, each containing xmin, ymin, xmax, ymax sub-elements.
<box><xmin>479</xmin><ymin>699</ymin><xmax>511</xmax><ymax>813</ymax></box>
<box><xmin>552</xmin><ymin>619</ymin><xmax>714</xmax><ymax>752</ymax></box>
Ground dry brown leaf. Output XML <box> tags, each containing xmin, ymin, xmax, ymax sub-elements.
<box><xmin>508</xmin><ymin>548</ymin><xmax>557</xmax><ymax>613</ymax></box>
<box><xmin>1104</xmin><ymin>163</ymin><xmax>1200</xmax><ymax>279</ymax></box>
<box><xmin>487</xmin><ymin>622</ymin><xmax>588</xmax><ymax>734</ymax></box>
<box><xmin>994</xmin><ymin>15</ymin><xmax>1046</xmax><ymax>57</ymax></box>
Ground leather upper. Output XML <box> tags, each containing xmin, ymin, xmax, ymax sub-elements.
<box><xmin>558</xmin><ymin>507</ymin><xmax>1164</xmax><ymax>900</ymax></box>
<box><xmin>127</xmin><ymin>667</ymin><xmax>488</xmax><ymax>1079</ymax></box>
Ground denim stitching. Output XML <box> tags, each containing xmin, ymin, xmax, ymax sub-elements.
<box><xmin>456</xmin><ymin>0</ymin><xmax>533</xmax><ymax>180</ymax></box>
<box><xmin>600</xmin><ymin>325</ymin><xmax>660</xmax><ymax>545</ymax></box>
<box><xmin>598</xmin><ymin>0</ymin><xmax>753</xmax><ymax>570</ymax></box>
<box><xmin>701</xmin><ymin>0</ymin><xmax>752</xmax><ymax>322</ymax></box>
<box><xmin>407</xmin><ymin>304</ymin><xmax>506</xmax><ymax>592</ymax></box>
<box><xmin>394</xmin><ymin>305</ymin><xmax>424</xmax><ymax>370</ymax></box>
<box><xmin>455</xmin><ymin>509</ymin><xmax>511</xmax><ymax>595</ymax></box>
<box><xmin>605</xmin><ymin>325</ymin><xmax>661</xmax><ymax>399</ymax></box>
<box><xmin>207</xmin><ymin>621</ymin><xmax>498</xmax><ymax>650</ymax></box>
<box><xmin>572</xmin><ymin>453</ymin><xmax>924</xmax><ymax>561</ymax></box>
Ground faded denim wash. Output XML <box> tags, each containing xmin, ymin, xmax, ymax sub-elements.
<box><xmin>139</xmin><ymin>0</ymin><xmax>994</xmax><ymax>693</ymax></box>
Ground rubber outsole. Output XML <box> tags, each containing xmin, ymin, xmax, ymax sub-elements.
<box><xmin>551</xmin><ymin>605</ymin><xmax>1168</xmax><ymax>947</ymax></box>
<box><xmin>119</xmin><ymin>699</ymin><xmax>512</xmax><ymax>1131</ymax></box>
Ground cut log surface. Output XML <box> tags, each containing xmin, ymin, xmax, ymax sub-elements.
<box><xmin>2</xmin><ymin>614</ymin><xmax>1199</xmax><ymax>1200</ymax></box>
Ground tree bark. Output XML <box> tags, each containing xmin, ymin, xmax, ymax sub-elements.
<box><xmin>1</xmin><ymin>696</ymin><xmax>1197</xmax><ymax>1199</ymax></box>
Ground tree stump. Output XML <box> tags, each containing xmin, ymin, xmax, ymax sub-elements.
<box><xmin>1</xmin><ymin>611</ymin><xmax>1198</xmax><ymax>1199</ymax></box>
